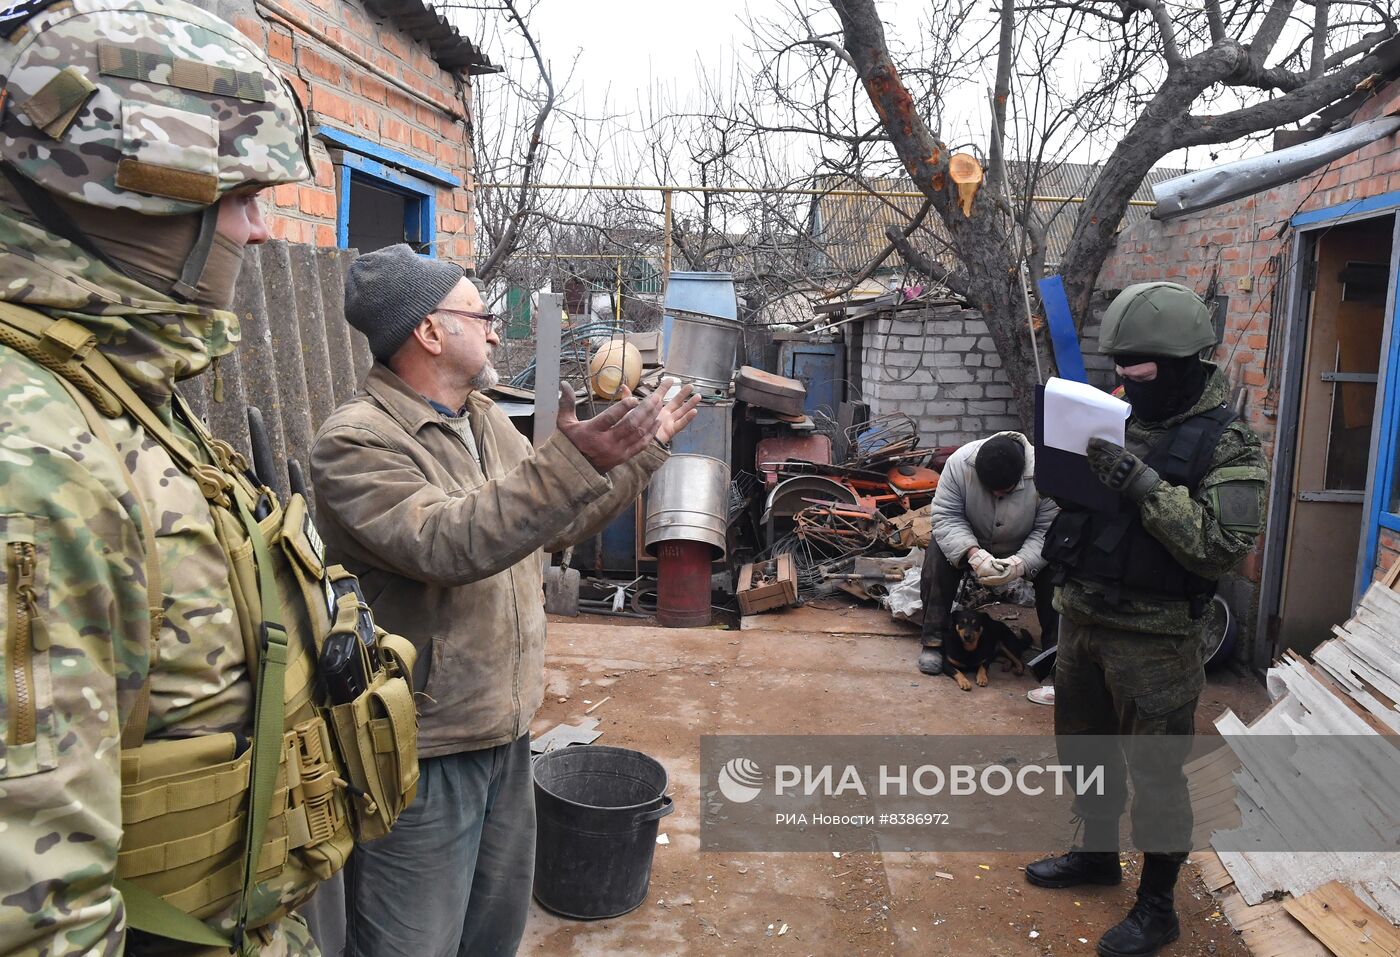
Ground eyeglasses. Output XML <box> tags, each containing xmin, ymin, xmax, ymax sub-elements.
<box><xmin>432</xmin><ymin>307</ymin><xmax>503</xmax><ymax>335</ymax></box>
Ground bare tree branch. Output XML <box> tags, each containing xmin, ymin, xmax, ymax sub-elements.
<box><xmin>1250</xmin><ymin>0</ymin><xmax>1298</xmax><ymax>65</ymax></box>
<box><xmin>1206</xmin><ymin>0</ymin><xmax>1227</xmax><ymax>41</ymax></box>
<box><xmin>1312</xmin><ymin>0</ymin><xmax>1330</xmax><ymax>76</ymax></box>
<box><xmin>988</xmin><ymin>0</ymin><xmax>1016</xmax><ymax>187</ymax></box>
<box><xmin>1126</xmin><ymin>0</ymin><xmax>1183</xmax><ymax>70</ymax></box>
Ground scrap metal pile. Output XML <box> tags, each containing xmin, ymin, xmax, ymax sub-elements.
<box><xmin>746</xmin><ymin>412</ymin><xmax>949</xmax><ymax>604</ymax></box>
<box><xmin>541</xmin><ymin>274</ymin><xmax>958</xmax><ymax>626</ymax></box>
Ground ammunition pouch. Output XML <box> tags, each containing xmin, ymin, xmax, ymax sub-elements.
<box><xmin>324</xmin><ymin>612</ymin><xmax>417</xmax><ymax>839</ymax></box>
<box><xmin>322</xmin><ymin>576</ymin><xmax>420</xmax><ymax>841</ymax></box>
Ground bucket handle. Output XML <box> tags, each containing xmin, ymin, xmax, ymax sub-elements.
<box><xmin>634</xmin><ymin>795</ymin><xmax>674</xmax><ymax>825</ymax></box>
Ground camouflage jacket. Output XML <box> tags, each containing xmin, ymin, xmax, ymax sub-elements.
<box><xmin>0</xmin><ymin>209</ymin><xmax>314</xmax><ymax>954</ymax></box>
<box><xmin>1055</xmin><ymin>366</ymin><xmax>1268</xmax><ymax>636</ymax></box>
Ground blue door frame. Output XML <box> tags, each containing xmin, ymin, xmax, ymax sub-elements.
<box><xmin>1291</xmin><ymin>189</ymin><xmax>1400</xmax><ymax>593</ymax></box>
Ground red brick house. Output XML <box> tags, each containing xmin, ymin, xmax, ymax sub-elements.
<box><xmin>211</xmin><ymin>0</ymin><xmax>494</xmax><ymax>261</ymax></box>
<box><xmin>1096</xmin><ymin>71</ymin><xmax>1400</xmax><ymax>666</ymax></box>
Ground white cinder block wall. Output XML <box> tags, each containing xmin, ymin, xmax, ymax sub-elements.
<box><xmin>856</xmin><ymin>301</ymin><xmax>1118</xmax><ymax>449</ymax></box>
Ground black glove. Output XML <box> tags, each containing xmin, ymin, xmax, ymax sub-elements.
<box><xmin>1086</xmin><ymin>438</ymin><xmax>1161</xmax><ymax>503</ymax></box>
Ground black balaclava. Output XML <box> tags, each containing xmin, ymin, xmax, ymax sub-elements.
<box><xmin>1115</xmin><ymin>354</ymin><xmax>1208</xmax><ymax>423</ymax></box>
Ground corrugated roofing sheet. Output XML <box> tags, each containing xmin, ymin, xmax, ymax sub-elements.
<box><xmin>362</xmin><ymin>0</ymin><xmax>498</xmax><ymax>74</ymax></box>
<box><xmin>810</xmin><ymin>163</ymin><xmax>1188</xmax><ymax>275</ymax></box>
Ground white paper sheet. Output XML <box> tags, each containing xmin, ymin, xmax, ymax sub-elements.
<box><xmin>1043</xmin><ymin>377</ymin><xmax>1128</xmax><ymax>455</ymax></box>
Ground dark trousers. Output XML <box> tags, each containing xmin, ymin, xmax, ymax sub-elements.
<box><xmin>347</xmin><ymin>735</ymin><xmax>536</xmax><ymax>957</ymax></box>
<box><xmin>918</xmin><ymin>545</ymin><xmax>1059</xmax><ymax>649</ymax></box>
<box><xmin>1053</xmin><ymin>619</ymin><xmax>1202</xmax><ymax>860</ymax></box>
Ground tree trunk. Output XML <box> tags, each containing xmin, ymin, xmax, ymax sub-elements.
<box><xmin>834</xmin><ymin>0</ymin><xmax>1042</xmax><ymax>431</ymax></box>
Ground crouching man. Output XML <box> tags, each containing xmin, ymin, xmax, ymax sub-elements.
<box><xmin>918</xmin><ymin>431</ymin><xmax>1059</xmax><ymax>675</ymax></box>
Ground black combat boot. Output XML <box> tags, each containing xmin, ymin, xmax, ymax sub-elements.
<box><xmin>1025</xmin><ymin>849</ymin><xmax>1122</xmax><ymax>888</ymax></box>
<box><xmin>1096</xmin><ymin>854</ymin><xmax>1182</xmax><ymax>957</ymax></box>
<box><xmin>917</xmin><ymin>645</ymin><xmax>943</xmax><ymax>675</ymax></box>
<box><xmin>1026</xmin><ymin>816</ymin><xmax>1122</xmax><ymax>888</ymax></box>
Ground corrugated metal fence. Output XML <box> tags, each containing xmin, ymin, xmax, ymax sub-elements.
<box><xmin>180</xmin><ymin>240</ymin><xmax>373</xmax><ymax>502</ymax></box>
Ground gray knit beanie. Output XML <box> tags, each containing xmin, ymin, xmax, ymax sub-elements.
<box><xmin>345</xmin><ymin>244</ymin><xmax>465</xmax><ymax>361</ymax></box>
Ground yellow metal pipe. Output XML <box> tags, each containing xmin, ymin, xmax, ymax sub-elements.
<box><xmin>476</xmin><ymin>180</ymin><xmax>1157</xmax><ymax>207</ymax></box>
<box><xmin>520</xmin><ymin>253</ymin><xmax>661</xmax><ymax>260</ymax></box>
<box><xmin>662</xmin><ymin>189</ymin><xmax>674</xmax><ymax>276</ymax></box>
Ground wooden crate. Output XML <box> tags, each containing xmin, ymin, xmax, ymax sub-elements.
<box><xmin>737</xmin><ymin>554</ymin><xmax>798</xmax><ymax>615</ymax></box>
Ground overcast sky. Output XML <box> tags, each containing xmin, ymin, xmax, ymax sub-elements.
<box><xmin>522</xmin><ymin>0</ymin><xmax>758</xmax><ymax>117</ymax></box>
<box><xmin>453</xmin><ymin>0</ymin><xmax>1264</xmax><ymax>189</ymax></box>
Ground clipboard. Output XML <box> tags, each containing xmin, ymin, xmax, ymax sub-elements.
<box><xmin>1034</xmin><ymin>385</ymin><xmax>1121</xmax><ymax>514</ymax></box>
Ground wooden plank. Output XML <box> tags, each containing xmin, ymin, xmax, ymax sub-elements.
<box><xmin>1220</xmin><ymin>849</ymin><xmax>1288</xmax><ymax>906</ymax></box>
<box><xmin>1359</xmin><ymin>877</ymin><xmax>1400</xmax><ymax>925</ymax></box>
<box><xmin>1297</xmin><ymin>658</ymin><xmax>1400</xmax><ymax>738</ymax></box>
<box><xmin>1217</xmin><ymin>884</ymin><xmax>1333</xmax><ymax>957</ymax></box>
<box><xmin>1381</xmin><ymin>559</ymin><xmax>1400</xmax><ymax>591</ymax></box>
<box><xmin>1315</xmin><ymin>639</ymin><xmax>1400</xmax><ymax>722</ymax></box>
<box><xmin>1282</xmin><ymin>881</ymin><xmax>1400</xmax><ymax>957</ymax></box>
<box><xmin>1191</xmin><ymin>850</ymin><xmax>1235</xmax><ymax>893</ymax></box>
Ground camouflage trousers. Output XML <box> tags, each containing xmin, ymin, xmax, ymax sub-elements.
<box><xmin>1052</xmin><ymin>617</ymin><xmax>1204</xmax><ymax>862</ymax></box>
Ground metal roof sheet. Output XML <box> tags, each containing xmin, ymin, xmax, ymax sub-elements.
<box><xmin>362</xmin><ymin>0</ymin><xmax>498</xmax><ymax>74</ymax></box>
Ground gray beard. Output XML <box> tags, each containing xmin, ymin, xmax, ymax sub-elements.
<box><xmin>470</xmin><ymin>363</ymin><xmax>499</xmax><ymax>392</ymax></box>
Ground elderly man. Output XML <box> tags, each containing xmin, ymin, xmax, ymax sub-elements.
<box><xmin>311</xmin><ymin>245</ymin><xmax>699</xmax><ymax>957</ymax></box>
<box><xmin>918</xmin><ymin>431</ymin><xmax>1059</xmax><ymax>675</ymax></box>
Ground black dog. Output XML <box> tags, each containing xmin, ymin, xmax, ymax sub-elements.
<box><xmin>943</xmin><ymin>608</ymin><xmax>1034</xmax><ymax>691</ymax></box>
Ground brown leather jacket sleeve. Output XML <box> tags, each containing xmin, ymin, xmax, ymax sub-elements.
<box><xmin>312</xmin><ymin>422</ymin><xmax>616</xmax><ymax>587</ymax></box>
<box><xmin>544</xmin><ymin>441</ymin><xmax>670</xmax><ymax>552</ymax></box>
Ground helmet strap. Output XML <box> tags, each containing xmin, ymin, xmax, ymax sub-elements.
<box><xmin>170</xmin><ymin>204</ymin><xmax>220</xmax><ymax>303</ymax></box>
<box><xmin>0</xmin><ymin>161</ymin><xmax>130</xmax><ymax>277</ymax></box>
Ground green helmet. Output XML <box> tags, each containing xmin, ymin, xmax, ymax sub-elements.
<box><xmin>1098</xmin><ymin>282</ymin><xmax>1216</xmax><ymax>358</ymax></box>
<box><xmin>0</xmin><ymin>0</ymin><xmax>310</xmax><ymax>215</ymax></box>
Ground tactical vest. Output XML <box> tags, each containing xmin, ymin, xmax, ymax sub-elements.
<box><xmin>0</xmin><ymin>303</ymin><xmax>420</xmax><ymax>954</ymax></box>
<box><xmin>1042</xmin><ymin>404</ymin><xmax>1235</xmax><ymax>613</ymax></box>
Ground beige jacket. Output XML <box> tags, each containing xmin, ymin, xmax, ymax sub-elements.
<box><xmin>311</xmin><ymin>364</ymin><xmax>667</xmax><ymax>756</ymax></box>
<box><xmin>929</xmin><ymin>431</ymin><xmax>1057</xmax><ymax>575</ymax></box>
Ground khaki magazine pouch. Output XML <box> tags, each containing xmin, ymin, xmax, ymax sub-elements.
<box><xmin>322</xmin><ymin>577</ymin><xmax>420</xmax><ymax>842</ymax></box>
<box><xmin>0</xmin><ymin>303</ymin><xmax>418</xmax><ymax>950</ymax></box>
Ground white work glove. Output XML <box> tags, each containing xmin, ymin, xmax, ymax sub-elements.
<box><xmin>978</xmin><ymin>555</ymin><xmax>1025</xmax><ymax>587</ymax></box>
<box><xmin>967</xmin><ymin>547</ymin><xmax>996</xmax><ymax>577</ymax></box>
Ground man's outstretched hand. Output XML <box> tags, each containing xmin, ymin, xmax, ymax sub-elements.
<box><xmin>556</xmin><ymin>382</ymin><xmax>663</xmax><ymax>474</ymax></box>
<box><xmin>657</xmin><ymin>380</ymin><xmax>702</xmax><ymax>444</ymax></box>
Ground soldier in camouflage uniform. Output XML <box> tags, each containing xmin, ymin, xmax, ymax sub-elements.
<box><xmin>0</xmin><ymin>2</ymin><xmax>327</xmax><ymax>954</ymax></box>
<box><xmin>1026</xmin><ymin>283</ymin><xmax>1268</xmax><ymax>957</ymax></box>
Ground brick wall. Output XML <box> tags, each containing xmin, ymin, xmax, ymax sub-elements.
<box><xmin>1376</xmin><ymin>526</ymin><xmax>1400</xmax><ymax>582</ymax></box>
<box><xmin>212</xmin><ymin>0</ymin><xmax>476</xmax><ymax>263</ymax></box>
<box><xmin>1098</xmin><ymin>119</ymin><xmax>1400</xmax><ymax>464</ymax></box>
<box><xmin>858</xmin><ymin>303</ymin><xmax>1021</xmax><ymax>447</ymax></box>
<box><xmin>1092</xmin><ymin>94</ymin><xmax>1400</xmax><ymax>657</ymax></box>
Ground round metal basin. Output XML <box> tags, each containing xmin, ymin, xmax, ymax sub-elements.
<box><xmin>663</xmin><ymin>309</ymin><xmax>741</xmax><ymax>393</ymax></box>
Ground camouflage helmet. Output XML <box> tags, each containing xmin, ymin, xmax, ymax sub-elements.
<box><xmin>0</xmin><ymin>0</ymin><xmax>310</xmax><ymax>215</ymax></box>
<box><xmin>1098</xmin><ymin>282</ymin><xmax>1217</xmax><ymax>358</ymax></box>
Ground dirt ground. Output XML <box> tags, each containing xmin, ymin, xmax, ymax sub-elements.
<box><xmin>521</xmin><ymin>602</ymin><xmax>1270</xmax><ymax>957</ymax></box>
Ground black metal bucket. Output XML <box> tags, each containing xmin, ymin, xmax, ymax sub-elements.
<box><xmin>532</xmin><ymin>745</ymin><xmax>675</xmax><ymax>919</ymax></box>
